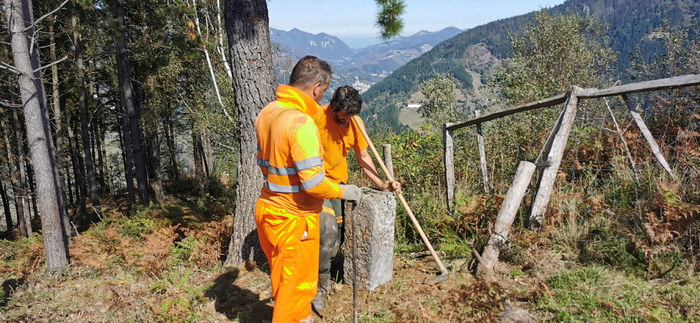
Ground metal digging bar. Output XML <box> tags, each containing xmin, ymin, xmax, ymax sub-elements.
<box><xmin>353</xmin><ymin>116</ymin><xmax>449</xmax><ymax>284</ymax></box>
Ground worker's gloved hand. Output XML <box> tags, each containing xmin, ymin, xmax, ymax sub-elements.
<box><xmin>341</xmin><ymin>184</ymin><xmax>362</xmax><ymax>202</ymax></box>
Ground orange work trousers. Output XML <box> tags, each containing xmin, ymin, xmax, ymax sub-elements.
<box><xmin>256</xmin><ymin>200</ymin><xmax>320</xmax><ymax>323</ymax></box>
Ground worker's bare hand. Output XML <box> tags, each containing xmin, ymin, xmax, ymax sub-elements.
<box><xmin>385</xmin><ymin>180</ymin><xmax>402</xmax><ymax>195</ymax></box>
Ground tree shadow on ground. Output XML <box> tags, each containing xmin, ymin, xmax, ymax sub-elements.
<box><xmin>204</xmin><ymin>268</ymin><xmax>273</xmax><ymax>322</ymax></box>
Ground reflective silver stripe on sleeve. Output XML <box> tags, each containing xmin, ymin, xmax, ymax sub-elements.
<box><xmin>295</xmin><ymin>156</ymin><xmax>324</xmax><ymax>171</ymax></box>
<box><xmin>301</xmin><ymin>171</ymin><xmax>325</xmax><ymax>191</ymax></box>
<box><xmin>269</xmin><ymin>166</ymin><xmax>297</xmax><ymax>175</ymax></box>
<box><xmin>265</xmin><ymin>181</ymin><xmax>300</xmax><ymax>193</ymax></box>
<box><xmin>258</xmin><ymin>158</ymin><xmax>297</xmax><ymax>175</ymax></box>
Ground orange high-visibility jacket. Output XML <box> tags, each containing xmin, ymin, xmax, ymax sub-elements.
<box><xmin>314</xmin><ymin>105</ymin><xmax>368</xmax><ymax>184</ymax></box>
<box><xmin>256</xmin><ymin>84</ymin><xmax>345</xmax><ymax>215</ymax></box>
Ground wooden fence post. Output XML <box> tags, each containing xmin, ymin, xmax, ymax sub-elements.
<box><xmin>528</xmin><ymin>86</ymin><xmax>582</xmax><ymax>231</ymax></box>
<box><xmin>478</xmin><ymin>161</ymin><xmax>536</xmax><ymax>274</ymax></box>
<box><xmin>476</xmin><ymin>110</ymin><xmax>490</xmax><ymax>193</ymax></box>
<box><xmin>382</xmin><ymin>144</ymin><xmax>394</xmax><ymax>180</ymax></box>
<box><xmin>622</xmin><ymin>94</ymin><xmax>674</xmax><ymax>177</ymax></box>
<box><xmin>443</xmin><ymin>124</ymin><xmax>455</xmax><ymax>214</ymax></box>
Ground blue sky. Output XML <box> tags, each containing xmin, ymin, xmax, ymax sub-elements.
<box><xmin>268</xmin><ymin>0</ymin><xmax>568</xmax><ymax>48</ymax></box>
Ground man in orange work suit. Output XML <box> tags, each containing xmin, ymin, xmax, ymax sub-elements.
<box><xmin>311</xmin><ymin>86</ymin><xmax>401</xmax><ymax>309</ymax></box>
<box><xmin>255</xmin><ymin>56</ymin><xmax>362</xmax><ymax>323</ymax></box>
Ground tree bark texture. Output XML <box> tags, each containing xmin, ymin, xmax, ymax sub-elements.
<box><xmin>148</xmin><ymin>129</ymin><xmax>165</xmax><ymax>206</ymax></box>
<box><xmin>112</xmin><ymin>0</ymin><xmax>149</xmax><ymax>205</ymax></box>
<box><xmin>13</xmin><ymin>108</ymin><xmax>31</xmax><ymax>236</ymax></box>
<box><xmin>98</xmin><ymin>122</ymin><xmax>110</xmax><ymax>193</ymax></box>
<box><xmin>165</xmin><ymin>115</ymin><xmax>179</xmax><ymax>182</ymax></box>
<box><xmin>192</xmin><ymin>132</ymin><xmax>206</xmax><ymax>196</ymax></box>
<box><xmin>68</xmin><ymin>119</ymin><xmax>87</xmax><ymax>213</ymax></box>
<box><xmin>1</xmin><ymin>170</ymin><xmax>13</xmax><ymax>232</ymax></box>
<box><xmin>528</xmin><ymin>86</ymin><xmax>582</xmax><ymax>231</ymax></box>
<box><xmin>5</xmin><ymin>0</ymin><xmax>70</xmax><ymax>271</ymax></box>
<box><xmin>119</xmin><ymin>108</ymin><xmax>135</xmax><ymax>205</ymax></box>
<box><xmin>49</xmin><ymin>21</ymin><xmax>69</xmax><ymax>216</ymax></box>
<box><xmin>224</xmin><ymin>0</ymin><xmax>276</xmax><ymax>267</ymax></box>
<box><xmin>73</xmin><ymin>16</ymin><xmax>101</xmax><ymax>218</ymax></box>
<box><xmin>22</xmin><ymin>0</ymin><xmax>68</xmax><ymax>236</ymax></box>
<box><xmin>1</xmin><ymin>107</ymin><xmax>27</xmax><ymax>236</ymax></box>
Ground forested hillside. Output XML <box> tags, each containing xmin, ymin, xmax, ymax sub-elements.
<box><xmin>362</xmin><ymin>0</ymin><xmax>700</xmax><ymax>131</ymax></box>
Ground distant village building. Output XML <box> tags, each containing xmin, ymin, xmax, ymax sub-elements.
<box><xmin>352</xmin><ymin>76</ymin><xmax>372</xmax><ymax>94</ymax></box>
<box><xmin>405</xmin><ymin>102</ymin><xmax>422</xmax><ymax>110</ymax></box>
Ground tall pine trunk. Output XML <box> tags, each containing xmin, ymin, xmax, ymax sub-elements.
<box><xmin>21</xmin><ymin>0</ymin><xmax>68</xmax><ymax>240</ymax></box>
<box><xmin>165</xmin><ymin>115</ymin><xmax>179</xmax><ymax>182</ymax></box>
<box><xmin>68</xmin><ymin>118</ymin><xmax>86</xmax><ymax>213</ymax></box>
<box><xmin>12</xmin><ymin>107</ymin><xmax>31</xmax><ymax>236</ymax></box>
<box><xmin>5</xmin><ymin>0</ymin><xmax>69</xmax><ymax>271</ymax></box>
<box><xmin>224</xmin><ymin>0</ymin><xmax>276</xmax><ymax>266</ymax></box>
<box><xmin>0</xmin><ymin>176</ymin><xmax>12</xmax><ymax>233</ymax></box>
<box><xmin>192</xmin><ymin>131</ymin><xmax>206</xmax><ymax>197</ymax></box>
<box><xmin>98</xmin><ymin>122</ymin><xmax>110</xmax><ymax>193</ymax></box>
<box><xmin>112</xmin><ymin>0</ymin><xmax>149</xmax><ymax>205</ymax></box>
<box><xmin>49</xmin><ymin>20</ymin><xmax>69</xmax><ymax>216</ymax></box>
<box><xmin>120</xmin><ymin>107</ymin><xmax>135</xmax><ymax>205</ymax></box>
<box><xmin>24</xmin><ymin>155</ymin><xmax>36</xmax><ymax>234</ymax></box>
<box><xmin>73</xmin><ymin>16</ymin><xmax>101</xmax><ymax>217</ymax></box>
<box><xmin>147</xmin><ymin>128</ymin><xmax>165</xmax><ymax>206</ymax></box>
<box><xmin>1</xmin><ymin>107</ymin><xmax>27</xmax><ymax>237</ymax></box>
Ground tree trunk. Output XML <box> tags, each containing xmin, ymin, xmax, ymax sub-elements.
<box><xmin>223</xmin><ymin>0</ymin><xmax>276</xmax><ymax>266</ymax></box>
<box><xmin>65</xmin><ymin>154</ymin><xmax>74</xmax><ymax>207</ymax></box>
<box><xmin>22</xmin><ymin>0</ymin><xmax>68</xmax><ymax>238</ymax></box>
<box><xmin>0</xmin><ymin>165</ymin><xmax>13</xmax><ymax>233</ymax></box>
<box><xmin>120</xmin><ymin>107</ymin><xmax>135</xmax><ymax>205</ymax></box>
<box><xmin>148</xmin><ymin>128</ymin><xmax>165</xmax><ymax>206</ymax></box>
<box><xmin>112</xmin><ymin>0</ymin><xmax>149</xmax><ymax>205</ymax></box>
<box><xmin>192</xmin><ymin>131</ymin><xmax>206</xmax><ymax>196</ymax></box>
<box><xmin>13</xmin><ymin>108</ymin><xmax>31</xmax><ymax>236</ymax></box>
<box><xmin>24</xmin><ymin>155</ymin><xmax>37</xmax><ymax>234</ymax></box>
<box><xmin>49</xmin><ymin>20</ymin><xmax>69</xmax><ymax>216</ymax></box>
<box><xmin>1</xmin><ymin>107</ymin><xmax>27</xmax><ymax>237</ymax></box>
<box><xmin>73</xmin><ymin>15</ymin><xmax>101</xmax><ymax>218</ymax></box>
<box><xmin>165</xmin><ymin>115</ymin><xmax>179</xmax><ymax>182</ymax></box>
<box><xmin>68</xmin><ymin>118</ymin><xmax>87</xmax><ymax>213</ymax></box>
<box><xmin>202</xmin><ymin>131</ymin><xmax>213</xmax><ymax>177</ymax></box>
<box><xmin>98</xmin><ymin>121</ymin><xmax>110</xmax><ymax>193</ymax></box>
<box><xmin>5</xmin><ymin>0</ymin><xmax>70</xmax><ymax>271</ymax></box>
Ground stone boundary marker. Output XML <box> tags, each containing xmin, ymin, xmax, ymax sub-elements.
<box><xmin>343</xmin><ymin>188</ymin><xmax>397</xmax><ymax>290</ymax></box>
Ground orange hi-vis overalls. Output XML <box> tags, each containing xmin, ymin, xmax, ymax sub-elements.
<box><xmin>255</xmin><ymin>84</ymin><xmax>345</xmax><ymax>323</ymax></box>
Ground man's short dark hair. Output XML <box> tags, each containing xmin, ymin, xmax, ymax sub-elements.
<box><xmin>288</xmin><ymin>56</ymin><xmax>332</xmax><ymax>88</ymax></box>
<box><xmin>329</xmin><ymin>86</ymin><xmax>362</xmax><ymax>115</ymax></box>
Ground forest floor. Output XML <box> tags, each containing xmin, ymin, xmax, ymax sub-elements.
<box><xmin>1</xmin><ymin>188</ymin><xmax>700</xmax><ymax>322</ymax></box>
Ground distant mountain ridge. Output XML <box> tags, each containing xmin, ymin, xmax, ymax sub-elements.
<box><xmin>270</xmin><ymin>28</ymin><xmax>355</xmax><ymax>63</ymax></box>
<box><xmin>269</xmin><ymin>27</ymin><xmax>465</xmax><ymax>76</ymax></box>
<box><xmin>361</xmin><ymin>0</ymin><xmax>700</xmax><ymax>129</ymax></box>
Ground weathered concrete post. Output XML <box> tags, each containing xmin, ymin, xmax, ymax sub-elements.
<box><xmin>343</xmin><ymin>188</ymin><xmax>396</xmax><ymax>290</ymax></box>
